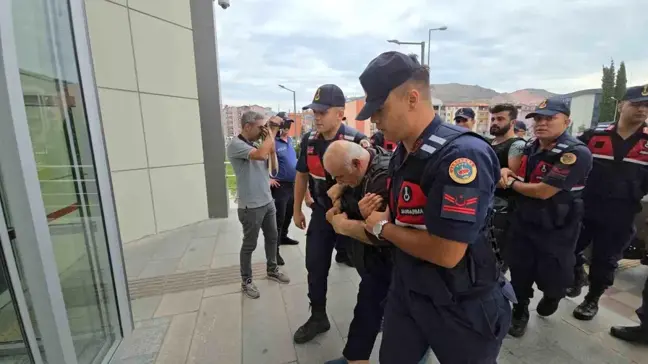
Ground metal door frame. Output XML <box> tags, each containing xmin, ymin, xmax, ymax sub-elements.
<box><xmin>0</xmin><ymin>0</ymin><xmax>132</xmax><ymax>362</ymax></box>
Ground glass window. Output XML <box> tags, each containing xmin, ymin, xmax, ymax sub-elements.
<box><xmin>10</xmin><ymin>0</ymin><xmax>121</xmax><ymax>362</ymax></box>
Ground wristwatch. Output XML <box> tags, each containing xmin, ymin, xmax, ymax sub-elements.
<box><xmin>507</xmin><ymin>177</ymin><xmax>519</xmax><ymax>189</ymax></box>
<box><xmin>372</xmin><ymin>220</ymin><xmax>389</xmax><ymax>240</ymax></box>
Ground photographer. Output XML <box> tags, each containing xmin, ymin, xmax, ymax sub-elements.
<box><xmin>226</xmin><ymin>111</ymin><xmax>290</xmax><ymax>299</ymax></box>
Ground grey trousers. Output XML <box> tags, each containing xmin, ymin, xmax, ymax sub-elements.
<box><xmin>237</xmin><ymin>202</ymin><xmax>278</xmax><ymax>281</ymax></box>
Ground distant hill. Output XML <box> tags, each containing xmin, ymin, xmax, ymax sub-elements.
<box><xmin>431</xmin><ymin>83</ymin><xmax>556</xmax><ymax>105</ymax></box>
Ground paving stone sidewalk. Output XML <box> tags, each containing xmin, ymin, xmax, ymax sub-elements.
<box><xmin>116</xmin><ymin>208</ymin><xmax>648</xmax><ymax>364</ymax></box>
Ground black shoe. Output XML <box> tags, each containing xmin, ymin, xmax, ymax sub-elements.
<box><xmin>610</xmin><ymin>325</ymin><xmax>648</xmax><ymax>344</ymax></box>
<box><xmin>573</xmin><ymin>299</ymin><xmax>599</xmax><ymax>321</ymax></box>
<box><xmin>536</xmin><ymin>296</ymin><xmax>560</xmax><ymax>317</ymax></box>
<box><xmin>277</xmin><ymin>252</ymin><xmax>285</xmax><ymax>266</ymax></box>
<box><xmin>642</xmin><ymin>255</ymin><xmax>648</xmax><ymax>266</ymax></box>
<box><xmin>335</xmin><ymin>252</ymin><xmax>354</xmax><ymax>267</ymax></box>
<box><xmin>281</xmin><ymin>237</ymin><xmax>299</xmax><ymax>245</ymax></box>
<box><xmin>294</xmin><ymin>308</ymin><xmax>331</xmax><ymax>344</ymax></box>
<box><xmin>508</xmin><ymin>304</ymin><xmax>530</xmax><ymax>338</ymax></box>
<box><xmin>566</xmin><ymin>266</ymin><xmax>588</xmax><ymax>298</ymax></box>
<box><xmin>624</xmin><ymin>241</ymin><xmax>646</xmax><ymax>260</ymax></box>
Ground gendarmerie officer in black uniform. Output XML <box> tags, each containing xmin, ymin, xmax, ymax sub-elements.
<box><xmin>358</xmin><ymin>51</ymin><xmax>513</xmax><ymax>364</ymax></box>
<box><xmin>500</xmin><ymin>98</ymin><xmax>593</xmax><ymax>337</ymax></box>
<box><xmin>292</xmin><ymin>84</ymin><xmax>370</xmax><ymax>344</ymax></box>
<box><xmin>567</xmin><ymin>85</ymin><xmax>648</xmax><ymax>321</ymax></box>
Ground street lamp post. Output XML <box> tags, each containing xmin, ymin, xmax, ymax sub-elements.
<box><xmin>427</xmin><ymin>26</ymin><xmax>448</xmax><ymax>66</ymax></box>
<box><xmin>387</xmin><ymin>39</ymin><xmax>425</xmax><ymax>65</ymax></box>
<box><xmin>278</xmin><ymin>84</ymin><xmax>296</xmax><ymax>117</ymax></box>
<box><xmin>611</xmin><ymin>96</ymin><xmax>619</xmax><ymax>122</ymax></box>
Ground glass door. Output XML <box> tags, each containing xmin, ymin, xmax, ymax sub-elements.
<box><xmin>10</xmin><ymin>0</ymin><xmax>120</xmax><ymax>362</ymax></box>
<box><xmin>0</xmin><ymin>0</ymin><xmax>132</xmax><ymax>363</ymax></box>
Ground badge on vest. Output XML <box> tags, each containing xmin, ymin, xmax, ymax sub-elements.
<box><xmin>449</xmin><ymin>158</ymin><xmax>477</xmax><ymax>184</ymax></box>
<box><xmin>560</xmin><ymin>153</ymin><xmax>577</xmax><ymax>165</ymax></box>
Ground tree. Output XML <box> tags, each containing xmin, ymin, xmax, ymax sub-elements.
<box><xmin>599</xmin><ymin>59</ymin><xmax>616</xmax><ymax>123</ymax></box>
<box><xmin>614</xmin><ymin>62</ymin><xmax>627</xmax><ymax>121</ymax></box>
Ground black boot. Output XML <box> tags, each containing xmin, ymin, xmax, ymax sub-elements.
<box><xmin>293</xmin><ymin>305</ymin><xmax>331</xmax><ymax>344</ymax></box>
<box><xmin>573</xmin><ymin>298</ymin><xmax>599</xmax><ymax>321</ymax></box>
<box><xmin>281</xmin><ymin>237</ymin><xmax>299</xmax><ymax>245</ymax></box>
<box><xmin>566</xmin><ymin>265</ymin><xmax>588</xmax><ymax>298</ymax></box>
<box><xmin>508</xmin><ymin>303</ymin><xmax>530</xmax><ymax>338</ymax></box>
<box><xmin>573</xmin><ymin>289</ymin><xmax>604</xmax><ymax>321</ymax></box>
<box><xmin>610</xmin><ymin>325</ymin><xmax>648</xmax><ymax>344</ymax></box>
<box><xmin>536</xmin><ymin>295</ymin><xmax>561</xmax><ymax>317</ymax></box>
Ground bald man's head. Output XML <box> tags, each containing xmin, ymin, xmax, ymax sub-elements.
<box><xmin>323</xmin><ymin>140</ymin><xmax>371</xmax><ymax>187</ymax></box>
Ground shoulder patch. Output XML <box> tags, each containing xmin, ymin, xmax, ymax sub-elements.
<box><xmin>448</xmin><ymin>158</ymin><xmax>477</xmax><ymax>184</ymax></box>
<box><xmin>560</xmin><ymin>153</ymin><xmax>577</xmax><ymax>165</ymax></box>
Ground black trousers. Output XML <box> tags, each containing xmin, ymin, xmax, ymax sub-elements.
<box><xmin>271</xmin><ymin>182</ymin><xmax>294</xmax><ymax>242</ymax></box>
<box><xmin>343</xmin><ymin>250</ymin><xmax>392</xmax><ymax>360</ymax></box>
<box><xmin>574</xmin><ymin>217</ymin><xmax>635</xmax><ymax>293</ymax></box>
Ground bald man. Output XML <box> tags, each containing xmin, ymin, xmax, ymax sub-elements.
<box><xmin>321</xmin><ymin>141</ymin><xmax>431</xmax><ymax>364</ymax></box>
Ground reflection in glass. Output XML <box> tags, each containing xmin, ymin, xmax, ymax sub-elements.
<box><xmin>0</xmin><ymin>181</ymin><xmax>32</xmax><ymax>363</ymax></box>
<box><xmin>11</xmin><ymin>0</ymin><xmax>120</xmax><ymax>363</ymax></box>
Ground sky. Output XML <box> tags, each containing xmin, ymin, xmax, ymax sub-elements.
<box><xmin>214</xmin><ymin>0</ymin><xmax>648</xmax><ymax>111</ymax></box>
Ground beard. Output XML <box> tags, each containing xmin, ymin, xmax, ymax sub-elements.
<box><xmin>490</xmin><ymin>123</ymin><xmax>511</xmax><ymax>136</ymax></box>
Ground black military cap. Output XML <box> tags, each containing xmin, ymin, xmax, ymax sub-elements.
<box><xmin>356</xmin><ymin>51</ymin><xmax>421</xmax><ymax>121</ymax></box>
<box><xmin>302</xmin><ymin>84</ymin><xmax>346</xmax><ymax>112</ymax></box>
<box><xmin>622</xmin><ymin>85</ymin><xmax>648</xmax><ymax>103</ymax></box>
<box><xmin>526</xmin><ymin>97</ymin><xmax>571</xmax><ymax>119</ymax></box>
<box><xmin>275</xmin><ymin>112</ymin><xmax>294</xmax><ymax>129</ymax></box>
<box><xmin>454</xmin><ymin>107</ymin><xmax>476</xmax><ymax>121</ymax></box>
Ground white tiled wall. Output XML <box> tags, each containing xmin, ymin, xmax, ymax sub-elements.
<box><xmin>97</xmin><ymin>88</ymin><xmax>148</xmax><ymax>171</ymax></box>
<box><xmin>128</xmin><ymin>0</ymin><xmax>192</xmax><ymax>28</ymax></box>
<box><xmin>85</xmin><ymin>0</ymin><xmax>207</xmax><ymax>243</ymax></box>
<box><xmin>150</xmin><ymin>164</ymin><xmax>209</xmax><ymax>232</ymax></box>
<box><xmin>140</xmin><ymin>94</ymin><xmax>203</xmax><ymax>167</ymax></box>
<box><xmin>130</xmin><ymin>11</ymin><xmax>198</xmax><ymax>99</ymax></box>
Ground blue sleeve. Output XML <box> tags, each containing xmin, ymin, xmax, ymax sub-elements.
<box><xmin>296</xmin><ymin>133</ymin><xmax>310</xmax><ymax>173</ymax></box>
<box><xmin>423</xmin><ymin>139</ymin><xmax>499</xmax><ymax>244</ymax></box>
<box><xmin>543</xmin><ymin>146</ymin><xmax>593</xmax><ymax>190</ymax></box>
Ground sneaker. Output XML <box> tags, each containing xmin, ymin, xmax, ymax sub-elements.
<box><xmin>610</xmin><ymin>325</ymin><xmax>648</xmax><ymax>344</ymax></box>
<box><xmin>573</xmin><ymin>299</ymin><xmax>599</xmax><ymax>321</ymax></box>
<box><xmin>536</xmin><ymin>296</ymin><xmax>560</xmax><ymax>317</ymax></box>
<box><xmin>281</xmin><ymin>237</ymin><xmax>299</xmax><ymax>245</ymax></box>
<box><xmin>508</xmin><ymin>303</ymin><xmax>529</xmax><ymax>338</ymax></box>
<box><xmin>294</xmin><ymin>308</ymin><xmax>331</xmax><ymax>343</ymax></box>
<box><xmin>267</xmin><ymin>268</ymin><xmax>290</xmax><ymax>284</ymax></box>
<box><xmin>242</xmin><ymin>279</ymin><xmax>260</xmax><ymax>299</ymax></box>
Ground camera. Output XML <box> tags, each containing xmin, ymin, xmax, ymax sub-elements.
<box><xmin>217</xmin><ymin>0</ymin><xmax>230</xmax><ymax>9</ymax></box>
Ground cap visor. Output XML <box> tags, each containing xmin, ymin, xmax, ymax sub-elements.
<box><xmin>302</xmin><ymin>103</ymin><xmax>329</xmax><ymax>112</ymax></box>
<box><xmin>356</xmin><ymin>99</ymin><xmax>385</xmax><ymax>120</ymax></box>
<box><xmin>627</xmin><ymin>96</ymin><xmax>648</xmax><ymax>103</ymax></box>
<box><xmin>526</xmin><ymin>110</ymin><xmax>559</xmax><ymax>119</ymax></box>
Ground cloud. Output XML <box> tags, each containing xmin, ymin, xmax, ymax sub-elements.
<box><xmin>214</xmin><ymin>0</ymin><xmax>648</xmax><ymax>109</ymax></box>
